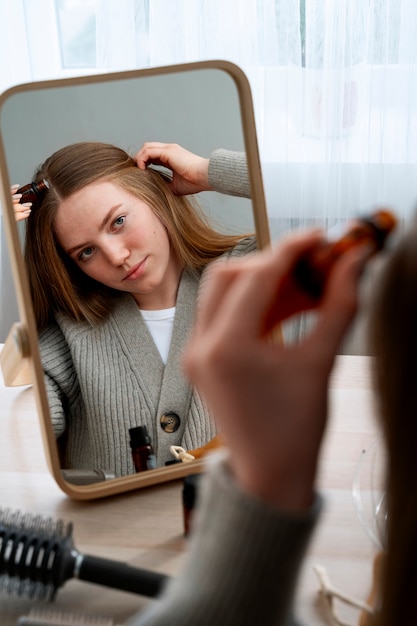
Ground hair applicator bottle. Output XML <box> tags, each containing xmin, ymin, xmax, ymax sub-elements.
<box><xmin>263</xmin><ymin>209</ymin><xmax>397</xmax><ymax>335</ymax></box>
<box><xmin>16</xmin><ymin>179</ymin><xmax>49</xmax><ymax>204</ymax></box>
<box><xmin>294</xmin><ymin>209</ymin><xmax>397</xmax><ymax>298</ymax></box>
<box><xmin>129</xmin><ymin>425</ymin><xmax>157</xmax><ymax>472</ymax></box>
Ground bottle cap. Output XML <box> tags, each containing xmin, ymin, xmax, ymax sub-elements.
<box><xmin>129</xmin><ymin>425</ymin><xmax>152</xmax><ymax>449</ymax></box>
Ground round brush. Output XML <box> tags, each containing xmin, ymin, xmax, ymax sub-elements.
<box><xmin>0</xmin><ymin>507</ymin><xmax>169</xmax><ymax>601</ymax></box>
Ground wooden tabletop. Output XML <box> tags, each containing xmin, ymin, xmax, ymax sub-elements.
<box><xmin>0</xmin><ymin>353</ymin><xmax>380</xmax><ymax>626</ymax></box>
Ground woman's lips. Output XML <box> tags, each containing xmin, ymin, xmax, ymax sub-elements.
<box><xmin>123</xmin><ymin>258</ymin><xmax>146</xmax><ymax>281</ymax></box>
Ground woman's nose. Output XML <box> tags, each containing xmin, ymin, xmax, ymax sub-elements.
<box><xmin>103</xmin><ymin>241</ymin><xmax>130</xmax><ymax>266</ymax></box>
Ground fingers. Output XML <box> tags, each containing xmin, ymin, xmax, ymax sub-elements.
<box><xmin>186</xmin><ymin>230</ymin><xmax>370</xmax><ymax>382</ymax></box>
<box><xmin>14</xmin><ymin>207</ymin><xmax>32</xmax><ymax>222</ymax></box>
<box><xmin>309</xmin><ymin>243</ymin><xmax>372</xmax><ymax>355</ymax></box>
<box><xmin>11</xmin><ymin>184</ymin><xmax>32</xmax><ymax>222</ymax></box>
<box><xmin>190</xmin><ymin>230</ymin><xmax>324</xmax><ymax>349</ymax></box>
<box><xmin>134</xmin><ymin>142</ymin><xmax>176</xmax><ymax>170</ymax></box>
<box><xmin>134</xmin><ymin>142</ymin><xmax>210</xmax><ymax>195</ymax></box>
<box><xmin>219</xmin><ymin>232</ymin><xmax>323</xmax><ymax>340</ymax></box>
<box><xmin>185</xmin><ymin>230</ymin><xmax>364</xmax><ymax>513</ymax></box>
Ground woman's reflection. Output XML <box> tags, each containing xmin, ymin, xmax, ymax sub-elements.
<box><xmin>12</xmin><ymin>141</ymin><xmax>254</xmax><ymax>477</ymax></box>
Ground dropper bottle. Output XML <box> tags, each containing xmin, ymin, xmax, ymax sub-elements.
<box><xmin>16</xmin><ymin>179</ymin><xmax>49</xmax><ymax>204</ymax></box>
<box><xmin>293</xmin><ymin>209</ymin><xmax>397</xmax><ymax>299</ymax></box>
<box><xmin>262</xmin><ymin>209</ymin><xmax>397</xmax><ymax>336</ymax></box>
<box><xmin>129</xmin><ymin>425</ymin><xmax>157</xmax><ymax>473</ymax></box>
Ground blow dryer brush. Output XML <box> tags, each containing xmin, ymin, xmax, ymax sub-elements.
<box><xmin>0</xmin><ymin>507</ymin><xmax>169</xmax><ymax>601</ymax></box>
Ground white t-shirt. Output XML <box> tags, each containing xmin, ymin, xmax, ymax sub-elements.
<box><xmin>140</xmin><ymin>307</ymin><xmax>176</xmax><ymax>364</ymax></box>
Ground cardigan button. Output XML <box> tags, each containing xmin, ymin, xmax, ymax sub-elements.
<box><xmin>160</xmin><ymin>411</ymin><xmax>181</xmax><ymax>433</ymax></box>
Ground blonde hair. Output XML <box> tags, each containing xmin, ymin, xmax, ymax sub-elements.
<box><xmin>25</xmin><ymin>142</ymin><xmax>250</xmax><ymax>331</ymax></box>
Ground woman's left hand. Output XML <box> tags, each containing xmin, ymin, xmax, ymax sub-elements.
<box><xmin>134</xmin><ymin>142</ymin><xmax>211</xmax><ymax>195</ymax></box>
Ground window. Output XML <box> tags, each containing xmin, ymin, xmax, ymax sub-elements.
<box><xmin>55</xmin><ymin>0</ymin><xmax>97</xmax><ymax>68</ymax></box>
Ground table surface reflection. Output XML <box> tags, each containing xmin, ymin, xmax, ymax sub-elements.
<box><xmin>0</xmin><ymin>351</ymin><xmax>379</xmax><ymax>626</ymax></box>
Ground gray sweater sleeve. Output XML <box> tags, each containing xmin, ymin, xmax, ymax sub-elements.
<box><xmin>39</xmin><ymin>322</ymin><xmax>79</xmax><ymax>438</ymax></box>
<box><xmin>208</xmin><ymin>149</ymin><xmax>251</xmax><ymax>198</ymax></box>
<box><xmin>128</xmin><ymin>455</ymin><xmax>321</xmax><ymax>626</ymax></box>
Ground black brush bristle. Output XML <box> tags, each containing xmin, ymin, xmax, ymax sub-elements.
<box><xmin>0</xmin><ymin>506</ymin><xmax>168</xmax><ymax>601</ymax></box>
<box><xmin>0</xmin><ymin>507</ymin><xmax>73</xmax><ymax>600</ymax></box>
<box><xmin>18</xmin><ymin>607</ymin><xmax>116</xmax><ymax>625</ymax></box>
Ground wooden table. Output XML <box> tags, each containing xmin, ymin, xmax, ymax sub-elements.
<box><xmin>0</xmin><ymin>354</ymin><xmax>380</xmax><ymax>626</ymax></box>
<box><xmin>297</xmin><ymin>354</ymin><xmax>381</xmax><ymax>626</ymax></box>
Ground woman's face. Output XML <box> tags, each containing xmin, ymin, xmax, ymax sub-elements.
<box><xmin>54</xmin><ymin>180</ymin><xmax>183</xmax><ymax>309</ymax></box>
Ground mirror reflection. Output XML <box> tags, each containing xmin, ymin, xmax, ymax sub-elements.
<box><xmin>0</xmin><ymin>63</ymin><xmax>265</xmax><ymax>493</ymax></box>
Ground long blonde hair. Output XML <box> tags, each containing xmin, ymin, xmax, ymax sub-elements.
<box><xmin>25</xmin><ymin>142</ymin><xmax>250</xmax><ymax>331</ymax></box>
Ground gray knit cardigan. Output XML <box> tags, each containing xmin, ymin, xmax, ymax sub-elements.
<box><xmin>39</xmin><ymin>150</ymin><xmax>254</xmax><ymax>476</ymax></box>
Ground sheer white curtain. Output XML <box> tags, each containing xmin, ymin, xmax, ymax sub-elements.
<box><xmin>1</xmin><ymin>0</ymin><xmax>417</xmax><ymax>342</ymax></box>
<box><xmin>106</xmin><ymin>0</ymin><xmax>417</xmax><ymax>237</ymax></box>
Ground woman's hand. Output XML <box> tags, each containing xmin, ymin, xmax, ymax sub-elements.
<box><xmin>135</xmin><ymin>142</ymin><xmax>211</xmax><ymax>195</ymax></box>
<box><xmin>11</xmin><ymin>184</ymin><xmax>31</xmax><ymax>222</ymax></box>
<box><xmin>183</xmin><ymin>230</ymin><xmax>370</xmax><ymax>513</ymax></box>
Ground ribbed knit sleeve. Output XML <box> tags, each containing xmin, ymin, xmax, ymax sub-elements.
<box><xmin>129</xmin><ymin>456</ymin><xmax>321</xmax><ymax>626</ymax></box>
<box><xmin>39</xmin><ymin>322</ymin><xmax>80</xmax><ymax>438</ymax></box>
<box><xmin>208</xmin><ymin>149</ymin><xmax>251</xmax><ymax>198</ymax></box>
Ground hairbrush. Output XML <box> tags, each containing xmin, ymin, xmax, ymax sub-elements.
<box><xmin>0</xmin><ymin>507</ymin><xmax>168</xmax><ymax>601</ymax></box>
<box><xmin>18</xmin><ymin>608</ymin><xmax>120</xmax><ymax>626</ymax></box>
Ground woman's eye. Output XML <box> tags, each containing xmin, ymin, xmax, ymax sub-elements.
<box><xmin>79</xmin><ymin>247</ymin><xmax>94</xmax><ymax>261</ymax></box>
<box><xmin>113</xmin><ymin>215</ymin><xmax>125</xmax><ymax>228</ymax></box>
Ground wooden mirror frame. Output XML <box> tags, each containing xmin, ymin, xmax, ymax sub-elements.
<box><xmin>0</xmin><ymin>60</ymin><xmax>270</xmax><ymax>500</ymax></box>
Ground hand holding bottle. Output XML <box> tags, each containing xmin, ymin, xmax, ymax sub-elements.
<box><xmin>183</xmin><ymin>230</ymin><xmax>370</xmax><ymax>513</ymax></box>
<box><xmin>11</xmin><ymin>184</ymin><xmax>32</xmax><ymax>222</ymax></box>
<box><xmin>10</xmin><ymin>179</ymin><xmax>50</xmax><ymax>222</ymax></box>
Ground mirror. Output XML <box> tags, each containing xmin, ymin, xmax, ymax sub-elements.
<box><xmin>0</xmin><ymin>61</ymin><xmax>269</xmax><ymax>499</ymax></box>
